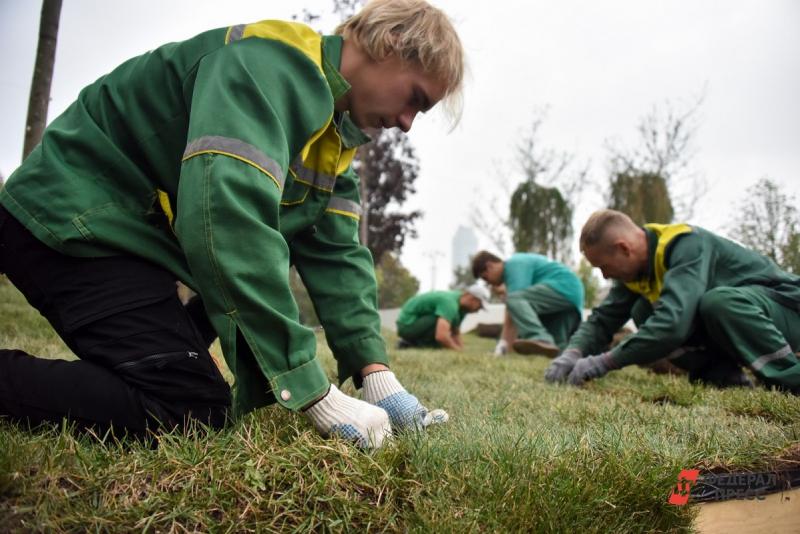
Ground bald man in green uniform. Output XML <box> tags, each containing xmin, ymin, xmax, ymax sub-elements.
<box><xmin>545</xmin><ymin>209</ymin><xmax>800</xmax><ymax>392</ymax></box>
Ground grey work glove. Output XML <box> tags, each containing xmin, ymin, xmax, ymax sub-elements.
<box><xmin>544</xmin><ymin>348</ymin><xmax>582</xmax><ymax>383</ymax></box>
<box><xmin>567</xmin><ymin>352</ymin><xmax>618</xmax><ymax>386</ymax></box>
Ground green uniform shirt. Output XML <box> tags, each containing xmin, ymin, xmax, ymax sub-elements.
<box><xmin>397</xmin><ymin>291</ymin><xmax>465</xmax><ymax>328</ymax></box>
<box><xmin>503</xmin><ymin>253</ymin><xmax>584</xmax><ymax>313</ymax></box>
<box><xmin>1</xmin><ymin>21</ymin><xmax>386</xmax><ymax>415</ymax></box>
<box><xmin>568</xmin><ymin>225</ymin><xmax>800</xmax><ymax>367</ymax></box>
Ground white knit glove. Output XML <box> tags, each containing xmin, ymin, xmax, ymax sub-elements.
<box><xmin>362</xmin><ymin>370</ymin><xmax>449</xmax><ymax>431</ymax></box>
<box><xmin>304</xmin><ymin>384</ymin><xmax>391</xmax><ymax>448</ymax></box>
<box><xmin>493</xmin><ymin>339</ymin><xmax>509</xmax><ymax>356</ymax></box>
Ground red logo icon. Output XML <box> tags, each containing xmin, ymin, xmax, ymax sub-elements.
<box><xmin>668</xmin><ymin>469</ymin><xmax>700</xmax><ymax>505</ymax></box>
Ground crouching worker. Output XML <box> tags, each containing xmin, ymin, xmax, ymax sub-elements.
<box><xmin>395</xmin><ymin>284</ymin><xmax>489</xmax><ymax>350</ymax></box>
<box><xmin>0</xmin><ymin>0</ymin><xmax>464</xmax><ymax>447</ymax></box>
<box><xmin>472</xmin><ymin>251</ymin><xmax>584</xmax><ymax>357</ymax></box>
<box><xmin>545</xmin><ymin>209</ymin><xmax>800</xmax><ymax>393</ymax></box>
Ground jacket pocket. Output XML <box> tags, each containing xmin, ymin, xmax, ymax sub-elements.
<box><xmin>280</xmin><ymin>175</ymin><xmax>311</xmax><ymax>206</ymax></box>
<box><xmin>115</xmin><ymin>350</ymin><xmax>231</xmax><ymax>405</ymax></box>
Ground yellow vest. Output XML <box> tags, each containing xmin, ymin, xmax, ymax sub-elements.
<box><xmin>624</xmin><ymin>223</ymin><xmax>692</xmax><ymax>303</ymax></box>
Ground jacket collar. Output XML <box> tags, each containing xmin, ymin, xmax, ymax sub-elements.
<box><xmin>322</xmin><ymin>35</ymin><xmax>371</xmax><ymax>148</ymax></box>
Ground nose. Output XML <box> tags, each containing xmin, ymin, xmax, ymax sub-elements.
<box><xmin>397</xmin><ymin>110</ymin><xmax>417</xmax><ymax>132</ymax></box>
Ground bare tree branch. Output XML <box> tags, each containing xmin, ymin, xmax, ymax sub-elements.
<box><xmin>605</xmin><ymin>90</ymin><xmax>707</xmax><ymax>221</ymax></box>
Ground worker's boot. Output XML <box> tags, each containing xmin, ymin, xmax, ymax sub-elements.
<box><xmin>512</xmin><ymin>338</ymin><xmax>560</xmax><ymax>357</ymax></box>
<box><xmin>689</xmin><ymin>358</ymin><xmax>754</xmax><ymax>389</ymax></box>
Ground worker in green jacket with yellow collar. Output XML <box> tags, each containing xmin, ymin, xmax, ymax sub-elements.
<box><xmin>545</xmin><ymin>209</ymin><xmax>800</xmax><ymax>392</ymax></box>
<box><xmin>0</xmin><ymin>0</ymin><xmax>464</xmax><ymax>448</ymax></box>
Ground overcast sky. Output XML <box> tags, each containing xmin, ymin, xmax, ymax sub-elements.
<box><xmin>2</xmin><ymin>1</ymin><xmax>799</xmax><ymax>290</ymax></box>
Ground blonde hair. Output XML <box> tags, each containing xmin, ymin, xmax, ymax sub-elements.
<box><xmin>580</xmin><ymin>209</ymin><xmax>638</xmax><ymax>251</ymax></box>
<box><xmin>336</xmin><ymin>0</ymin><xmax>465</xmax><ymax>126</ymax></box>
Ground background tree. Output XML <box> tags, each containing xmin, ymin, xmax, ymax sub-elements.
<box><xmin>506</xmin><ymin>115</ymin><xmax>587</xmax><ymax>262</ymax></box>
<box><xmin>375</xmin><ymin>253</ymin><xmax>420</xmax><ymax>308</ymax></box>
<box><xmin>471</xmin><ymin>112</ymin><xmax>587</xmax><ymax>262</ymax></box>
<box><xmin>22</xmin><ymin>0</ymin><xmax>62</xmax><ymax>160</ymax></box>
<box><xmin>576</xmin><ymin>258</ymin><xmax>602</xmax><ymax>309</ymax></box>
<box><xmin>509</xmin><ymin>181</ymin><xmax>572</xmax><ymax>260</ymax></box>
<box><xmin>469</xmin><ymin>176</ymin><xmax>512</xmax><ymax>255</ymax></box>
<box><xmin>605</xmin><ymin>96</ymin><xmax>704</xmax><ymax>224</ymax></box>
<box><xmin>449</xmin><ymin>265</ymin><xmax>474</xmax><ymax>291</ymax></box>
<box><xmin>608</xmin><ymin>172</ymin><xmax>673</xmax><ymax>225</ymax></box>
<box><xmin>729</xmin><ymin>177</ymin><xmax>800</xmax><ymax>274</ymax></box>
<box><xmin>331</xmin><ymin>0</ymin><xmax>363</xmax><ymax>18</ymax></box>
<box><xmin>354</xmin><ymin>130</ymin><xmax>423</xmax><ymax>263</ymax></box>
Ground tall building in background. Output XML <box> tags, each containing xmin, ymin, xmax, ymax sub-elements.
<box><xmin>452</xmin><ymin>225</ymin><xmax>478</xmax><ymax>271</ymax></box>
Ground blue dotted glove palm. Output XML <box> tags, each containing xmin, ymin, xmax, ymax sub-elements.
<box><xmin>363</xmin><ymin>370</ymin><xmax>449</xmax><ymax>431</ymax></box>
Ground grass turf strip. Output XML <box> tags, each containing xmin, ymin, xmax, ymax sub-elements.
<box><xmin>2</xmin><ymin>277</ymin><xmax>799</xmax><ymax>532</ymax></box>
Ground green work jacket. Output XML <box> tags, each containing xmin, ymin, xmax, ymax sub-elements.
<box><xmin>396</xmin><ymin>291</ymin><xmax>465</xmax><ymax>329</ymax></box>
<box><xmin>568</xmin><ymin>224</ymin><xmax>800</xmax><ymax>367</ymax></box>
<box><xmin>0</xmin><ymin>21</ymin><xmax>387</xmax><ymax>415</ymax></box>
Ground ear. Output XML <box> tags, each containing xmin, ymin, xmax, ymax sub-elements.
<box><xmin>615</xmin><ymin>240</ymin><xmax>632</xmax><ymax>257</ymax></box>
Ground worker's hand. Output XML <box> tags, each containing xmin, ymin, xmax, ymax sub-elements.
<box><xmin>493</xmin><ymin>284</ymin><xmax>507</xmax><ymax>301</ymax></box>
<box><xmin>493</xmin><ymin>339</ymin><xmax>509</xmax><ymax>356</ymax></box>
<box><xmin>567</xmin><ymin>352</ymin><xmax>618</xmax><ymax>386</ymax></box>
<box><xmin>362</xmin><ymin>370</ymin><xmax>448</xmax><ymax>431</ymax></box>
<box><xmin>304</xmin><ymin>384</ymin><xmax>392</xmax><ymax>448</ymax></box>
<box><xmin>544</xmin><ymin>348</ymin><xmax>582</xmax><ymax>383</ymax></box>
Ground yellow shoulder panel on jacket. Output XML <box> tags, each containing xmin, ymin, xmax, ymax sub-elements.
<box><xmin>625</xmin><ymin>223</ymin><xmax>692</xmax><ymax>303</ymax></box>
<box><xmin>227</xmin><ymin>20</ymin><xmax>324</xmax><ymax>77</ymax></box>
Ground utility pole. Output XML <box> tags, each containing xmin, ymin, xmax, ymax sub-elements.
<box><xmin>423</xmin><ymin>250</ymin><xmax>444</xmax><ymax>290</ymax></box>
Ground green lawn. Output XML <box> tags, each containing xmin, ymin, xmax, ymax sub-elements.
<box><xmin>1</xmin><ymin>276</ymin><xmax>799</xmax><ymax>532</ymax></box>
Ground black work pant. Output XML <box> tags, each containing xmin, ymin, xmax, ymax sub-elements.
<box><xmin>0</xmin><ymin>206</ymin><xmax>230</xmax><ymax>436</ymax></box>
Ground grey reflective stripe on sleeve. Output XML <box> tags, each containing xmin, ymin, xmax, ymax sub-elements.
<box><xmin>751</xmin><ymin>345</ymin><xmax>793</xmax><ymax>371</ymax></box>
<box><xmin>290</xmin><ymin>159</ymin><xmax>337</xmax><ymax>191</ymax></box>
<box><xmin>326</xmin><ymin>196</ymin><xmax>362</xmax><ymax>218</ymax></box>
<box><xmin>226</xmin><ymin>24</ymin><xmax>246</xmax><ymax>43</ymax></box>
<box><xmin>183</xmin><ymin>135</ymin><xmax>285</xmax><ymax>189</ymax></box>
